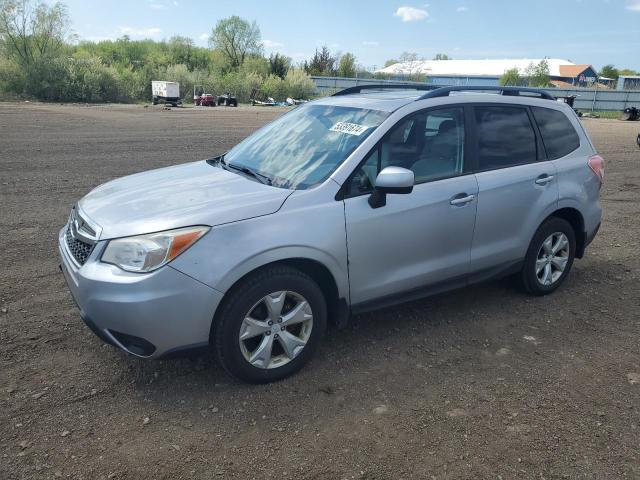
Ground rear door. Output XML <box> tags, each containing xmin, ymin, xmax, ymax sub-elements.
<box><xmin>469</xmin><ymin>104</ymin><xmax>559</xmax><ymax>276</ymax></box>
<box><xmin>531</xmin><ymin>106</ymin><xmax>601</xmax><ymax>238</ymax></box>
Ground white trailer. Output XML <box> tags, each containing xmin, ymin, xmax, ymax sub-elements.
<box><xmin>151</xmin><ymin>81</ymin><xmax>181</xmax><ymax>106</ymax></box>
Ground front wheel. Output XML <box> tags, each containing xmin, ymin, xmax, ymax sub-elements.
<box><xmin>518</xmin><ymin>217</ymin><xmax>576</xmax><ymax>296</ymax></box>
<box><xmin>213</xmin><ymin>265</ymin><xmax>327</xmax><ymax>383</ymax></box>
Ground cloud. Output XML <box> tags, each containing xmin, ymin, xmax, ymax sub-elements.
<box><xmin>198</xmin><ymin>33</ymin><xmax>209</xmax><ymax>41</ymax></box>
<box><xmin>260</xmin><ymin>39</ymin><xmax>284</xmax><ymax>49</ymax></box>
<box><xmin>627</xmin><ymin>0</ymin><xmax>640</xmax><ymax>11</ymax></box>
<box><xmin>362</xmin><ymin>41</ymin><xmax>379</xmax><ymax>46</ymax></box>
<box><xmin>394</xmin><ymin>6</ymin><xmax>428</xmax><ymax>22</ymax></box>
<box><xmin>118</xmin><ymin>27</ymin><xmax>162</xmax><ymax>38</ymax></box>
<box><xmin>456</xmin><ymin>6</ymin><xmax>468</xmax><ymax>12</ymax></box>
<box><xmin>150</xmin><ymin>3</ymin><xmax>166</xmax><ymax>9</ymax></box>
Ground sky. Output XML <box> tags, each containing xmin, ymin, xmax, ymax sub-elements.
<box><xmin>58</xmin><ymin>0</ymin><xmax>640</xmax><ymax>71</ymax></box>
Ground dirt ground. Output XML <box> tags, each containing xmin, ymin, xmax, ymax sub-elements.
<box><xmin>1</xmin><ymin>103</ymin><xmax>639</xmax><ymax>480</ymax></box>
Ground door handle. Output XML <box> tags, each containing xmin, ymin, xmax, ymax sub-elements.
<box><xmin>535</xmin><ymin>174</ymin><xmax>554</xmax><ymax>185</ymax></box>
<box><xmin>450</xmin><ymin>194</ymin><xmax>475</xmax><ymax>206</ymax></box>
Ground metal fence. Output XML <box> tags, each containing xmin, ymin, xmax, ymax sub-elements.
<box><xmin>312</xmin><ymin>76</ymin><xmax>425</xmax><ymax>95</ymax></box>
<box><xmin>311</xmin><ymin>76</ymin><xmax>640</xmax><ymax>112</ymax></box>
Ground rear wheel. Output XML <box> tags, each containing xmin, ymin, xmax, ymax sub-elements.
<box><xmin>519</xmin><ymin>217</ymin><xmax>576</xmax><ymax>295</ymax></box>
<box><xmin>213</xmin><ymin>265</ymin><xmax>327</xmax><ymax>383</ymax></box>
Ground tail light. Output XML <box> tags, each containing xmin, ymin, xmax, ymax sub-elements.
<box><xmin>588</xmin><ymin>154</ymin><xmax>604</xmax><ymax>185</ymax></box>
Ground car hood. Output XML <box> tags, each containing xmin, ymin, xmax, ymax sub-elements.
<box><xmin>78</xmin><ymin>160</ymin><xmax>293</xmax><ymax>240</ymax></box>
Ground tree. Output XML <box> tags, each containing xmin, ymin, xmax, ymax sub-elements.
<box><xmin>240</xmin><ymin>54</ymin><xmax>269</xmax><ymax>76</ymax></box>
<box><xmin>167</xmin><ymin>36</ymin><xmax>208</xmax><ymax>71</ymax></box>
<box><xmin>619</xmin><ymin>68</ymin><xmax>638</xmax><ymax>76</ymax></box>
<box><xmin>0</xmin><ymin>0</ymin><xmax>69</xmax><ymax>68</ymax></box>
<box><xmin>599</xmin><ymin>64</ymin><xmax>619</xmax><ymax>80</ymax></box>
<box><xmin>338</xmin><ymin>52</ymin><xmax>356</xmax><ymax>78</ymax></box>
<box><xmin>525</xmin><ymin>59</ymin><xmax>550</xmax><ymax>87</ymax></box>
<box><xmin>304</xmin><ymin>46</ymin><xmax>336</xmax><ymax>76</ymax></box>
<box><xmin>433</xmin><ymin>53</ymin><xmax>451</xmax><ymax>60</ymax></box>
<box><xmin>269</xmin><ymin>53</ymin><xmax>290</xmax><ymax>79</ymax></box>
<box><xmin>384</xmin><ymin>58</ymin><xmax>399</xmax><ymax>67</ymax></box>
<box><xmin>499</xmin><ymin>67</ymin><xmax>522</xmax><ymax>86</ymax></box>
<box><xmin>0</xmin><ymin>8</ymin><xmax>315</xmax><ymax>104</ymax></box>
<box><xmin>208</xmin><ymin>16</ymin><xmax>261</xmax><ymax>69</ymax></box>
<box><xmin>399</xmin><ymin>51</ymin><xmax>419</xmax><ymax>63</ymax></box>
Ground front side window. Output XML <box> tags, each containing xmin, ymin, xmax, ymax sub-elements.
<box><xmin>223</xmin><ymin>104</ymin><xmax>388</xmax><ymax>190</ymax></box>
<box><xmin>531</xmin><ymin>106</ymin><xmax>580</xmax><ymax>160</ymax></box>
<box><xmin>474</xmin><ymin>106</ymin><xmax>537</xmax><ymax>170</ymax></box>
<box><xmin>347</xmin><ymin>107</ymin><xmax>465</xmax><ymax>196</ymax></box>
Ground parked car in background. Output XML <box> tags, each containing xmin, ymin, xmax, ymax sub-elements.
<box><xmin>59</xmin><ymin>86</ymin><xmax>603</xmax><ymax>383</ymax></box>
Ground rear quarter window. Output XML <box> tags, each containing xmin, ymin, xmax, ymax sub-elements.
<box><xmin>532</xmin><ymin>107</ymin><xmax>581</xmax><ymax>160</ymax></box>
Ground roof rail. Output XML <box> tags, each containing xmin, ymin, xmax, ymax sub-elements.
<box><xmin>332</xmin><ymin>84</ymin><xmax>439</xmax><ymax>96</ymax></box>
<box><xmin>418</xmin><ymin>86</ymin><xmax>556</xmax><ymax>101</ymax></box>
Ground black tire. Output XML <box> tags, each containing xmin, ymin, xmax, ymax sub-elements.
<box><xmin>152</xmin><ymin>96</ymin><xmax>158</xmax><ymax>105</ymax></box>
<box><xmin>518</xmin><ymin>217</ymin><xmax>576</xmax><ymax>296</ymax></box>
<box><xmin>212</xmin><ymin>265</ymin><xmax>327</xmax><ymax>383</ymax></box>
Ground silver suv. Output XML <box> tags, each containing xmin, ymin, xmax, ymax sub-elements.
<box><xmin>59</xmin><ymin>86</ymin><xmax>603</xmax><ymax>383</ymax></box>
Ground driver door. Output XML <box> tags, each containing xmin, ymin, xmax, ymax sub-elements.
<box><xmin>343</xmin><ymin>106</ymin><xmax>478</xmax><ymax>308</ymax></box>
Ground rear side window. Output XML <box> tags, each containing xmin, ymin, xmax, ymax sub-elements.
<box><xmin>532</xmin><ymin>107</ymin><xmax>580</xmax><ymax>159</ymax></box>
<box><xmin>474</xmin><ymin>106</ymin><xmax>537</xmax><ymax>170</ymax></box>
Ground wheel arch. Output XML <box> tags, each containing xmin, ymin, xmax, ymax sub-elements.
<box><xmin>213</xmin><ymin>256</ymin><xmax>349</xmax><ymax>333</ymax></box>
<box><xmin>546</xmin><ymin>207</ymin><xmax>586</xmax><ymax>258</ymax></box>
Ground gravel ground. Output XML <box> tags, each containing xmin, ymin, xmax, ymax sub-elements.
<box><xmin>1</xmin><ymin>103</ymin><xmax>639</xmax><ymax>480</ymax></box>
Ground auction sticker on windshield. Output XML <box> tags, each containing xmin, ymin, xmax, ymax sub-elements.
<box><xmin>329</xmin><ymin>122</ymin><xmax>369</xmax><ymax>136</ymax></box>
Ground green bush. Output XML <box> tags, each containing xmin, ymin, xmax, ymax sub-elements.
<box><xmin>261</xmin><ymin>74</ymin><xmax>285</xmax><ymax>100</ymax></box>
<box><xmin>0</xmin><ymin>5</ymin><xmax>322</xmax><ymax>104</ymax></box>
<box><xmin>64</xmin><ymin>56</ymin><xmax>121</xmax><ymax>102</ymax></box>
<box><xmin>0</xmin><ymin>42</ymin><xmax>317</xmax><ymax>103</ymax></box>
<box><xmin>283</xmin><ymin>69</ymin><xmax>316</xmax><ymax>99</ymax></box>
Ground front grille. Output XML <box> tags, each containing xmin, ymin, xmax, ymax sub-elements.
<box><xmin>65</xmin><ymin>226</ymin><xmax>95</xmax><ymax>265</ymax></box>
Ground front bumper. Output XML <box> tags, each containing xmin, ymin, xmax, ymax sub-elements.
<box><xmin>58</xmin><ymin>228</ymin><xmax>223</xmax><ymax>358</ymax></box>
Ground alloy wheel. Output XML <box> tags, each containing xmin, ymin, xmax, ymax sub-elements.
<box><xmin>239</xmin><ymin>291</ymin><xmax>313</xmax><ymax>369</ymax></box>
<box><xmin>535</xmin><ymin>232</ymin><xmax>570</xmax><ymax>286</ymax></box>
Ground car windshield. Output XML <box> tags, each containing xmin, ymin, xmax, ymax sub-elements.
<box><xmin>223</xmin><ymin>104</ymin><xmax>388</xmax><ymax>189</ymax></box>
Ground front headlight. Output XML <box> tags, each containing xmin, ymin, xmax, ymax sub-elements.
<box><xmin>101</xmin><ymin>226</ymin><xmax>210</xmax><ymax>273</ymax></box>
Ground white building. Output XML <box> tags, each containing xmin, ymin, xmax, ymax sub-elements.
<box><xmin>378</xmin><ymin>59</ymin><xmax>599</xmax><ymax>88</ymax></box>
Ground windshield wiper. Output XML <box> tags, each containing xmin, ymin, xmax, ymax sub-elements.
<box><xmin>207</xmin><ymin>155</ymin><xmax>273</xmax><ymax>186</ymax></box>
<box><xmin>226</xmin><ymin>162</ymin><xmax>273</xmax><ymax>186</ymax></box>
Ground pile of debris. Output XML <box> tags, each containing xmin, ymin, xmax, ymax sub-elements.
<box><xmin>250</xmin><ymin>89</ymin><xmax>308</xmax><ymax>107</ymax></box>
<box><xmin>620</xmin><ymin>106</ymin><xmax>639</xmax><ymax>121</ymax></box>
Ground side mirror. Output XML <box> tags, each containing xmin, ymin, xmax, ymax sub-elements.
<box><xmin>368</xmin><ymin>166</ymin><xmax>414</xmax><ymax>208</ymax></box>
